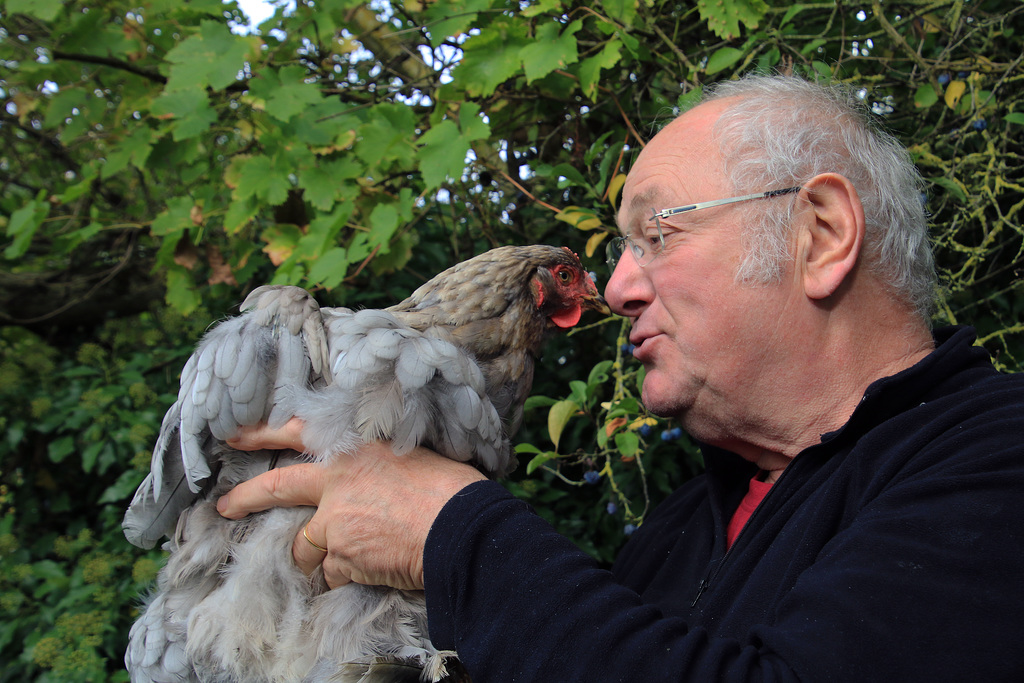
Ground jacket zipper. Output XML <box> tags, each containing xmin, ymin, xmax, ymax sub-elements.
<box><xmin>691</xmin><ymin>468</ymin><xmax>788</xmax><ymax>608</ymax></box>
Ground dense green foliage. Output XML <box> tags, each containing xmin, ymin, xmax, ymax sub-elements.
<box><xmin>1</xmin><ymin>0</ymin><xmax>1021</xmax><ymax>679</ymax></box>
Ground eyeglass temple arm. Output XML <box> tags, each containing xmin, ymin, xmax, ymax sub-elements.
<box><xmin>654</xmin><ymin>186</ymin><xmax>802</xmax><ymax>220</ymax></box>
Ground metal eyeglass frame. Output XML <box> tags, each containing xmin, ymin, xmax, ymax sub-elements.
<box><xmin>606</xmin><ymin>186</ymin><xmax>803</xmax><ymax>268</ymax></box>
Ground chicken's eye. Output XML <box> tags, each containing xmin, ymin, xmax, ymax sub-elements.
<box><xmin>557</xmin><ymin>268</ymin><xmax>573</xmax><ymax>283</ymax></box>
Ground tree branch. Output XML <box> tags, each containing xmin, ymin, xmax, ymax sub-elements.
<box><xmin>51</xmin><ymin>50</ymin><xmax>168</xmax><ymax>84</ymax></box>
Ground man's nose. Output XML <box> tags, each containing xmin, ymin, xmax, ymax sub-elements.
<box><xmin>604</xmin><ymin>253</ymin><xmax>652</xmax><ymax>318</ymax></box>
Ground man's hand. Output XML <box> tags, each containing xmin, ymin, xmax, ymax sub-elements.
<box><xmin>217</xmin><ymin>429</ymin><xmax>485</xmax><ymax>590</ymax></box>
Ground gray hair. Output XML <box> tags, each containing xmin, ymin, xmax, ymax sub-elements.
<box><xmin>702</xmin><ymin>74</ymin><xmax>936</xmax><ymax>320</ymax></box>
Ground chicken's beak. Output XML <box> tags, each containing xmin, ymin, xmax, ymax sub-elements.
<box><xmin>581</xmin><ymin>282</ymin><xmax>611</xmax><ymax>316</ymax></box>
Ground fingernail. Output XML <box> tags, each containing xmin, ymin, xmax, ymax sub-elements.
<box><xmin>216</xmin><ymin>496</ymin><xmax>228</xmax><ymax>515</ymax></box>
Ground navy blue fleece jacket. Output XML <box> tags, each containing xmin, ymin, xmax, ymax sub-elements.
<box><xmin>423</xmin><ymin>326</ymin><xmax>1024</xmax><ymax>681</ymax></box>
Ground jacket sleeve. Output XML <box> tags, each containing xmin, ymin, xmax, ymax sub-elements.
<box><xmin>423</xmin><ymin>429</ymin><xmax>1024</xmax><ymax>683</ymax></box>
<box><xmin>422</xmin><ymin>481</ymin><xmax>802</xmax><ymax>682</ymax></box>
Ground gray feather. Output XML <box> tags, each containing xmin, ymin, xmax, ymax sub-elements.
<box><xmin>124</xmin><ymin>247</ymin><xmax>591</xmax><ymax>681</ymax></box>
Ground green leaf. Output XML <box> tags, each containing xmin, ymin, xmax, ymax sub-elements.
<box><xmin>42</xmin><ymin>88</ymin><xmax>88</xmax><ymax>129</ymax></box>
<box><xmin>306</xmin><ymin>247</ymin><xmax>350</xmax><ymax>289</ymax></box>
<box><xmin>150</xmin><ymin>196</ymin><xmax>195</xmax><ymax>236</ymax></box>
<box><xmin>81</xmin><ymin>441</ymin><xmax>106</xmax><ymax>473</ymax></box>
<box><xmin>164</xmin><ymin>20</ymin><xmax>254</xmax><ymax>91</ymax></box>
<box><xmin>223</xmin><ymin>196</ymin><xmax>259</xmax><ymax>234</ymax></box>
<box><xmin>47</xmin><ymin>436</ymin><xmax>75</xmax><ymax>463</ymax></box>
<box><xmin>705</xmin><ymin>47</ymin><xmax>744</xmax><ymax>75</ymax></box>
<box><xmin>914</xmin><ymin>84</ymin><xmax>938</xmax><ymax>109</ymax></box>
<box><xmin>525</xmin><ymin>395</ymin><xmax>558</xmax><ymax>410</ymax></box>
<box><xmin>5</xmin><ymin>0</ymin><xmax>62</xmax><ymax>21</ymax></box>
<box><xmin>810</xmin><ymin>61</ymin><xmax>832</xmax><ymax>78</ymax></box>
<box><xmin>165</xmin><ymin>265</ymin><xmax>201</xmax><ymax>314</ymax></box>
<box><xmin>418</xmin><ymin>119</ymin><xmax>469</xmax><ymax>189</ymax></box>
<box><xmin>587</xmin><ymin>360</ymin><xmax>614</xmax><ymax>386</ymax></box>
<box><xmin>521</xmin><ymin>19</ymin><xmax>582</xmax><ymax>83</ymax></box>
<box><xmin>98</xmin><ymin>470</ymin><xmax>146</xmax><ymax>504</ymax></box>
<box><xmin>4</xmin><ymin>199</ymin><xmax>48</xmax><ymax>260</ymax></box>
<box><xmin>614</xmin><ymin>431</ymin><xmax>640</xmax><ymax>458</ymax></box>
<box><xmin>151</xmin><ymin>88</ymin><xmax>217</xmax><ymax>140</ymax></box>
<box><xmin>780</xmin><ymin>5</ymin><xmax>807</xmax><ymax>26</ymax></box>
<box><xmin>298</xmin><ymin>167</ymin><xmax>340</xmax><ymax>211</ymax></box>
<box><xmin>102</xmin><ymin>127</ymin><xmax>155</xmax><ymax>179</ymax></box>
<box><xmin>930</xmin><ymin>176</ymin><xmax>967</xmax><ymax>203</ymax></box>
<box><xmin>548</xmin><ymin>399</ymin><xmax>579</xmax><ymax>450</ymax></box>
<box><xmin>568</xmin><ymin>380</ymin><xmax>589</xmax><ymax>406</ymax></box>
<box><xmin>353</xmin><ymin>104</ymin><xmax>418</xmax><ymax>168</ymax></box>
<box><xmin>264</xmin><ymin>66</ymin><xmax>325</xmax><ymax>122</ymax></box>
<box><xmin>800</xmin><ymin>39</ymin><xmax>828</xmax><ymax>56</ymax></box>
<box><xmin>526</xmin><ymin>450</ymin><xmax>560</xmax><ymax>475</ymax></box>
<box><xmin>297</xmin><ymin>203</ymin><xmax>354</xmax><ymax>258</ymax></box>
<box><xmin>549</xmin><ymin>162</ymin><xmax>589</xmax><ymax>189</ymax></box>
<box><xmin>367</xmin><ymin>203</ymin><xmax>400</xmax><ymax>249</ymax></box>
<box><xmin>521</xmin><ymin>0</ymin><xmax>561</xmax><ymax>17</ymax></box>
<box><xmin>1005</xmin><ymin>113</ymin><xmax>1024</xmax><ymax>125</ymax></box>
<box><xmin>234</xmin><ymin>155</ymin><xmax>292</xmax><ymax>205</ymax></box>
<box><xmin>578</xmin><ymin>40</ymin><xmax>622</xmax><ymax>100</ymax></box>
<box><xmin>602</xmin><ymin>0</ymin><xmax>638</xmax><ymax>24</ymax></box>
<box><xmin>452</xmin><ymin>21</ymin><xmax>530</xmax><ymax>97</ymax></box>
<box><xmin>698</xmin><ymin>0</ymin><xmax>769</xmax><ymax>39</ymax></box>
<box><xmin>422</xmin><ymin>0</ymin><xmax>492</xmax><ymax>46</ymax></box>
<box><xmin>459</xmin><ymin>102</ymin><xmax>492</xmax><ymax>141</ymax></box>
<box><xmin>677</xmin><ymin>86</ymin><xmax>704</xmax><ymax>114</ymax></box>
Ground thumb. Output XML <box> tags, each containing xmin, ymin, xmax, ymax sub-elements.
<box><xmin>217</xmin><ymin>463</ymin><xmax>326</xmax><ymax>519</ymax></box>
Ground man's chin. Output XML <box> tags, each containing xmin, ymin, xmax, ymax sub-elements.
<box><xmin>640</xmin><ymin>380</ymin><xmax>686</xmax><ymax>420</ymax></box>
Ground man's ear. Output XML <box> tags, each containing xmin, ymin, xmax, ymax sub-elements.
<box><xmin>796</xmin><ymin>173</ymin><xmax>865</xmax><ymax>301</ymax></box>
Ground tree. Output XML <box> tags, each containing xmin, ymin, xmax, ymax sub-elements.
<box><xmin>1</xmin><ymin>0</ymin><xmax>1021</xmax><ymax>679</ymax></box>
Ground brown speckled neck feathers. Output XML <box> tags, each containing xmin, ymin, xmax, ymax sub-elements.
<box><xmin>387</xmin><ymin>245</ymin><xmax>586</xmax><ymax>360</ymax></box>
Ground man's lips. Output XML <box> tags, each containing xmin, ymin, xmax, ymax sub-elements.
<box><xmin>628</xmin><ymin>332</ymin><xmax>659</xmax><ymax>362</ymax></box>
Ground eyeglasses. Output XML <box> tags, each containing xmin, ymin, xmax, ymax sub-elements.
<box><xmin>606</xmin><ymin>186</ymin><xmax>802</xmax><ymax>268</ymax></box>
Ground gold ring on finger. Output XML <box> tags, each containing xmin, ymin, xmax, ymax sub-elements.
<box><xmin>302</xmin><ymin>523</ymin><xmax>327</xmax><ymax>553</ymax></box>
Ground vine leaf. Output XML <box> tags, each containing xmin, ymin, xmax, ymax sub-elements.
<box><xmin>578</xmin><ymin>40</ymin><xmax>622</xmax><ymax>100</ymax></box>
<box><xmin>521</xmin><ymin>19</ymin><xmax>582</xmax><ymax>83</ymax></box>
<box><xmin>697</xmin><ymin>0</ymin><xmax>769</xmax><ymax>40</ymax></box>
<box><xmin>453</xmin><ymin>21</ymin><xmax>530</xmax><ymax>97</ymax></box>
<box><xmin>164</xmin><ymin>21</ymin><xmax>257</xmax><ymax>91</ymax></box>
<box><xmin>5</xmin><ymin>0</ymin><xmax>62</xmax><ymax>21</ymax></box>
<box><xmin>418</xmin><ymin>120</ymin><xmax>469</xmax><ymax>190</ymax></box>
<box><xmin>4</xmin><ymin>199</ymin><xmax>49</xmax><ymax>260</ymax></box>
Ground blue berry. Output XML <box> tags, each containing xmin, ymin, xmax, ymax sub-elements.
<box><xmin>957</xmin><ymin>71</ymin><xmax>969</xmax><ymax>79</ymax></box>
<box><xmin>583</xmin><ymin>471</ymin><xmax>602</xmax><ymax>485</ymax></box>
<box><xmin>937</xmin><ymin>73</ymin><xmax>951</xmax><ymax>85</ymax></box>
<box><xmin>620</xmin><ymin>343</ymin><xmax>636</xmax><ymax>354</ymax></box>
<box><xmin>624</xmin><ymin>523</ymin><xmax>637</xmax><ymax>536</ymax></box>
<box><xmin>973</xmin><ymin>119</ymin><xmax>987</xmax><ymax>131</ymax></box>
<box><xmin>606</xmin><ymin>502</ymin><xmax>618</xmax><ymax>515</ymax></box>
<box><xmin>662</xmin><ymin>427</ymin><xmax>684</xmax><ymax>441</ymax></box>
<box><xmin>638</xmin><ymin>424</ymin><xmax>653</xmax><ymax>438</ymax></box>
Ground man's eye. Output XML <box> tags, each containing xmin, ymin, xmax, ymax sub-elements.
<box><xmin>642</xmin><ymin>232</ymin><xmax>661</xmax><ymax>248</ymax></box>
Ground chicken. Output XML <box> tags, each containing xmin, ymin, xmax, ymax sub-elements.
<box><xmin>122</xmin><ymin>245</ymin><xmax>607</xmax><ymax>683</ymax></box>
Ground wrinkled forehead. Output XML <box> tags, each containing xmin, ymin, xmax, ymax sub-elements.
<box><xmin>616</xmin><ymin>104</ymin><xmax>734</xmax><ymax>234</ymax></box>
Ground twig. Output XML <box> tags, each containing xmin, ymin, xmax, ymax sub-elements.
<box><xmin>497</xmin><ymin>170</ymin><xmax>561</xmax><ymax>213</ymax></box>
<box><xmin>52</xmin><ymin>50</ymin><xmax>168</xmax><ymax>84</ymax></box>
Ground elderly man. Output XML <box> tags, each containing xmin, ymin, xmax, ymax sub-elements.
<box><xmin>219</xmin><ymin>75</ymin><xmax>1024</xmax><ymax>680</ymax></box>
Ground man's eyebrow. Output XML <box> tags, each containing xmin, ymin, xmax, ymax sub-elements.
<box><xmin>620</xmin><ymin>186</ymin><xmax>667</xmax><ymax>234</ymax></box>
